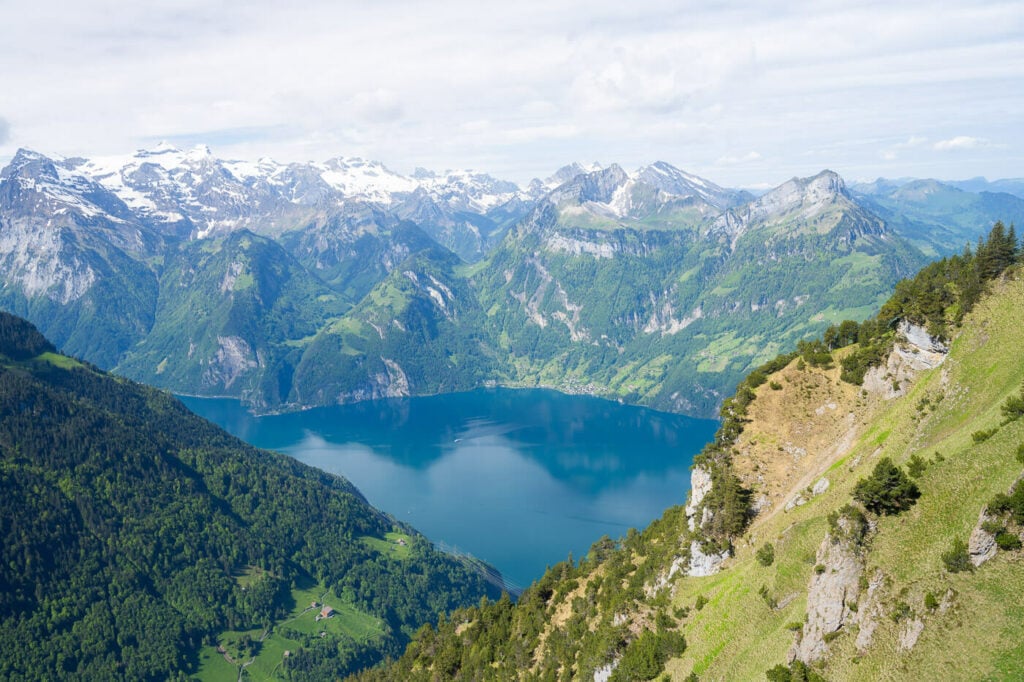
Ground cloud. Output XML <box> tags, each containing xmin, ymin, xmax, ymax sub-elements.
<box><xmin>352</xmin><ymin>89</ymin><xmax>404</xmax><ymax>124</ymax></box>
<box><xmin>0</xmin><ymin>117</ymin><xmax>8</xmax><ymax>145</ymax></box>
<box><xmin>715</xmin><ymin>151</ymin><xmax>762</xmax><ymax>166</ymax></box>
<box><xmin>0</xmin><ymin>1</ymin><xmax>1021</xmax><ymax>185</ymax></box>
<box><xmin>933</xmin><ymin>136</ymin><xmax>988</xmax><ymax>152</ymax></box>
<box><xmin>896</xmin><ymin>136</ymin><xmax>928</xmax><ymax>149</ymax></box>
<box><xmin>144</xmin><ymin>125</ymin><xmax>294</xmax><ymax>150</ymax></box>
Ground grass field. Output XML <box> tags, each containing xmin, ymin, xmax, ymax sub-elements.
<box><xmin>195</xmin><ymin>577</ymin><xmax>386</xmax><ymax>681</ymax></box>
<box><xmin>665</xmin><ymin>274</ymin><xmax>1024</xmax><ymax>680</ymax></box>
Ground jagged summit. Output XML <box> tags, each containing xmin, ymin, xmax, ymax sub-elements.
<box><xmin>707</xmin><ymin>168</ymin><xmax>883</xmax><ymax>246</ymax></box>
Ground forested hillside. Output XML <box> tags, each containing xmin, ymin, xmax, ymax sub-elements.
<box><xmin>0</xmin><ymin>314</ymin><xmax>500</xmax><ymax>680</ymax></box>
<box><xmin>355</xmin><ymin>222</ymin><xmax>1024</xmax><ymax>681</ymax></box>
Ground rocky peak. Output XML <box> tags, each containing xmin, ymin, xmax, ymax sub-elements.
<box><xmin>632</xmin><ymin>161</ymin><xmax>750</xmax><ymax>210</ymax></box>
<box><xmin>767</xmin><ymin>170</ymin><xmax>846</xmax><ymax>210</ymax></box>
<box><xmin>542</xmin><ymin>161</ymin><xmax>605</xmax><ymax>190</ymax></box>
<box><xmin>1</xmin><ymin>149</ymin><xmax>61</xmax><ymax>184</ymax></box>
<box><xmin>548</xmin><ymin>164</ymin><xmax>628</xmax><ymax>206</ymax></box>
<box><xmin>707</xmin><ymin>169</ymin><xmax>862</xmax><ymax>246</ymax></box>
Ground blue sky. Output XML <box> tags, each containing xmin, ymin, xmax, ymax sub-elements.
<box><xmin>2</xmin><ymin>0</ymin><xmax>1021</xmax><ymax>187</ymax></box>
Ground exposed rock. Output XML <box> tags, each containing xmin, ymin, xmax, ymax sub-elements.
<box><xmin>750</xmin><ymin>493</ymin><xmax>772</xmax><ymax>517</ymax></box>
<box><xmin>784</xmin><ymin>494</ymin><xmax>807</xmax><ymax>512</ymax></box>
<box><xmin>786</xmin><ymin>478</ymin><xmax>829</xmax><ymax>512</ymax></box>
<box><xmin>969</xmin><ymin>509</ymin><xmax>998</xmax><ymax>567</ymax></box>
<box><xmin>687</xmin><ymin>540</ymin><xmax>729</xmax><ymax>577</ymax></box>
<box><xmin>938</xmin><ymin>587</ymin><xmax>956</xmax><ymax>615</ymax></box>
<box><xmin>544</xmin><ymin>233</ymin><xmax>618</xmax><ymax>259</ymax></box>
<box><xmin>898</xmin><ymin>320</ymin><xmax>949</xmax><ymax>356</ymax></box>
<box><xmin>379</xmin><ymin>358</ymin><xmax>410</xmax><ymax>397</ymax></box>
<box><xmin>898</xmin><ymin>618</ymin><xmax>925</xmax><ymax>652</ymax></box>
<box><xmin>203</xmin><ymin>335</ymin><xmax>259</xmax><ymax>390</ymax></box>
<box><xmin>685</xmin><ymin>465</ymin><xmax>713</xmax><ymax>532</ymax></box>
<box><xmin>854</xmin><ymin>569</ymin><xmax>885</xmax><ymax>653</ymax></box>
<box><xmin>593</xmin><ymin>661</ymin><xmax>617</xmax><ymax>682</ymax></box>
<box><xmin>334</xmin><ymin>357</ymin><xmax>410</xmax><ymax>404</ymax></box>
<box><xmin>795</xmin><ymin>529</ymin><xmax>863</xmax><ymax>662</ymax></box>
<box><xmin>642</xmin><ymin>297</ymin><xmax>702</xmax><ymax>336</ymax></box>
<box><xmin>863</xmin><ymin>321</ymin><xmax>949</xmax><ymax>399</ymax></box>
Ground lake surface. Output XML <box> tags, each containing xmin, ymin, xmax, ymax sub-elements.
<box><xmin>181</xmin><ymin>388</ymin><xmax>717</xmax><ymax>589</ymax></box>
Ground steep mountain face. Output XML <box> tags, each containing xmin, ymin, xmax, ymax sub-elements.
<box><xmin>360</xmin><ymin>249</ymin><xmax>1024</xmax><ymax>682</ymax></box>
<box><xmin>276</xmin><ymin>205</ymin><xmax>445</xmax><ymax>302</ymax></box>
<box><xmin>851</xmin><ymin>178</ymin><xmax>1024</xmax><ymax>256</ymax></box>
<box><xmin>0</xmin><ymin>313</ymin><xmax>499</xmax><ymax>681</ymax></box>
<box><xmin>289</xmin><ymin>249</ymin><xmax>498</xmax><ymax>407</ymax></box>
<box><xmin>474</xmin><ymin>167</ymin><xmax>922</xmax><ymax>415</ymax></box>
<box><xmin>113</xmin><ymin>229</ymin><xmax>349</xmax><ymax>408</ymax></box>
<box><xmin>0</xmin><ymin>150</ymin><xmax>160</xmax><ymax>366</ymax></box>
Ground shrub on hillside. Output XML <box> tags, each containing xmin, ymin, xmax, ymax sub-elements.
<box><xmin>989</xmin><ymin>482</ymin><xmax>1024</xmax><ymax>525</ymax></box>
<box><xmin>941</xmin><ymin>538</ymin><xmax>973</xmax><ymax>573</ymax></box>
<box><xmin>1001</xmin><ymin>380</ymin><xmax>1024</xmax><ymax>423</ymax></box>
<box><xmin>765</xmin><ymin>660</ymin><xmax>828</xmax><ymax>682</ymax></box>
<box><xmin>995</xmin><ymin>532</ymin><xmax>1022</xmax><ymax>551</ymax></box>
<box><xmin>972</xmin><ymin>428</ymin><xmax>998</xmax><ymax>444</ymax></box>
<box><xmin>797</xmin><ymin>339</ymin><xmax>834</xmax><ymax>369</ymax></box>
<box><xmin>756</xmin><ymin>543</ymin><xmax>775</xmax><ymax>567</ymax></box>
<box><xmin>827</xmin><ymin>504</ymin><xmax>870</xmax><ymax>546</ymax></box>
<box><xmin>907</xmin><ymin>454</ymin><xmax>929</xmax><ymax>478</ymax></box>
<box><xmin>852</xmin><ymin>458</ymin><xmax>920</xmax><ymax>515</ymax></box>
<box><xmin>609</xmin><ymin>630</ymin><xmax>685</xmax><ymax>682</ymax></box>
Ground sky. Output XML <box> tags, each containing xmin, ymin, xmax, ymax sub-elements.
<box><xmin>1</xmin><ymin>0</ymin><xmax>1022</xmax><ymax>188</ymax></box>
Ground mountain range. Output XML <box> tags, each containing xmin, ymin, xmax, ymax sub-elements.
<box><xmin>2</xmin><ymin>146</ymin><xmax>1023</xmax><ymax>417</ymax></box>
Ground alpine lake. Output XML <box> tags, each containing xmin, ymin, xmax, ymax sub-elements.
<box><xmin>181</xmin><ymin>388</ymin><xmax>718</xmax><ymax>591</ymax></box>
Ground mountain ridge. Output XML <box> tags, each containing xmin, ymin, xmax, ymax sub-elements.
<box><xmin>2</xmin><ymin>147</ymin><xmax>1021</xmax><ymax>418</ymax></box>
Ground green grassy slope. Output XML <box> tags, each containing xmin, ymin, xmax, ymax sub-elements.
<box><xmin>672</xmin><ymin>274</ymin><xmax>1024</xmax><ymax>680</ymax></box>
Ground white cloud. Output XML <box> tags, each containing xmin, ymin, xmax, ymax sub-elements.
<box><xmin>352</xmin><ymin>90</ymin><xmax>405</xmax><ymax>123</ymax></box>
<box><xmin>933</xmin><ymin>136</ymin><xmax>989</xmax><ymax>151</ymax></box>
<box><xmin>0</xmin><ymin>117</ymin><xmax>9</xmax><ymax>145</ymax></box>
<box><xmin>715</xmin><ymin>151</ymin><xmax>762</xmax><ymax>166</ymax></box>
<box><xmin>0</xmin><ymin>0</ymin><xmax>1021</xmax><ymax>186</ymax></box>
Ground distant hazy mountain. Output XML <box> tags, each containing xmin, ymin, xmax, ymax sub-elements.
<box><xmin>947</xmin><ymin>176</ymin><xmax>1024</xmax><ymax>200</ymax></box>
<box><xmin>851</xmin><ymin>178</ymin><xmax>1024</xmax><ymax>256</ymax></box>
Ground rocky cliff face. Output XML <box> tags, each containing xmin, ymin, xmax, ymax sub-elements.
<box><xmin>862</xmin><ymin>320</ymin><xmax>948</xmax><ymax>399</ymax></box>
<box><xmin>795</xmin><ymin>529</ymin><xmax>864</xmax><ymax>662</ymax></box>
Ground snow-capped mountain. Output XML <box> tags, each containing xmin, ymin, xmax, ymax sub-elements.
<box><xmin>58</xmin><ymin>143</ymin><xmax>537</xmax><ymax>258</ymax></box>
<box><xmin>523</xmin><ymin>160</ymin><xmax>753</xmax><ymax>234</ymax></box>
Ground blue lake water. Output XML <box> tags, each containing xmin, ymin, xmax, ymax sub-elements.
<box><xmin>181</xmin><ymin>388</ymin><xmax>717</xmax><ymax>589</ymax></box>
